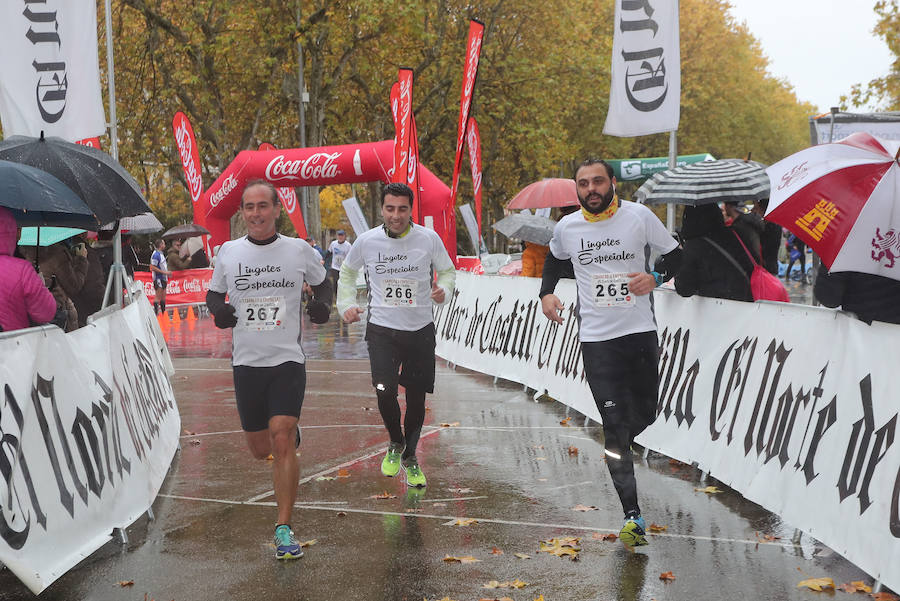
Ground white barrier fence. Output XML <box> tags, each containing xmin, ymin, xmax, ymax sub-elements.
<box><xmin>0</xmin><ymin>295</ymin><xmax>180</xmax><ymax>594</ymax></box>
<box><xmin>434</xmin><ymin>272</ymin><xmax>900</xmax><ymax>591</ymax></box>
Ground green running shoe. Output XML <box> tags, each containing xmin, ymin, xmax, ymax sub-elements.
<box><xmin>619</xmin><ymin>516</ymin><xmax>648</xmax><ymax>550</ymax></box>
<box><xmin>402</xmin><ymin>456</ymin><xmax>426</xmax><ymax>488</ymax></box>
<box><xmin>274</xmin><ymin>524</ymin><xmax>303</xmax><ymax>560</ymax></box>
<box><xmin>381</xmin><ymin>442</ymin><xmax>404</xmax><ymax>477</ymax></box>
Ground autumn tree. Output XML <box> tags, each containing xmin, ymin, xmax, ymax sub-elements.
<box><xmin>846</xmin><ymin>0</ymin><xmax>900</xmax><ymax>110</ymax></box>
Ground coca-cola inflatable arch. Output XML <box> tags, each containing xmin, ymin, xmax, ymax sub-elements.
<box><xmin>195</xmin><ymin>140</ymin><xmax>456</xmax><ymax>258</ymax></box>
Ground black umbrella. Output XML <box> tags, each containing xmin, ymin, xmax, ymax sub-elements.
<box><xmin>0</xmin><ymin>159</ymin><xmax>98</xmax><ymax>228</ymax></box>
<box><xmin>635</xmin><ymin>159</ymin><xmax>769</xmax><ymax>206</ymax></box>
<box><xmin>492</xmin><ymin>213</ymin><xmax>557</xmax><ymax>245</ymax></box>
<box><xmin>162</xmin><ymin>223</ymin><xmax>211</xmax><ymax>240</ymax></box>
<box><xmin>0</xmin><ymin>133</ymin><xmax>150</xmax><ymax>223</ymax></box>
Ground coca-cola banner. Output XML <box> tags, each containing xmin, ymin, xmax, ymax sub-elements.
<box><xmin>449</xmin><ymin>20</ymin><xmax>485</xmax><ymax>205</ymax></box>
<box><xmin>259</xmin><ymin>143</ymin><xmax>307</xmax><ymax>239</ymax></box>
<box><xmin>603</xmin><ymin>0</ymin><xmax>680</xmax><ymax>137</ymax></box>
<box><xmin>0</xmin><ymin>0</ymin><xmax>106</xmax><ymax>141</ymax></box>
<box><xmin>172</xmin><ymin>112</ymin><xmax>204</xmax><ymax>206</ymax></box>
<box><xmin>0</xmin><ymin>297</ymin><xmax>179</xmax><ymax>593</ymax></box>
<box><xmin>466</xmin><ymin>117</ymin><xmax>483</xmax><ymax>236</ymax></box>
<box><xmin>435</xmin><ymin>273</ymin><xmax>900</xmax><ymax>591</ymax></box>
<box><xmin>75</xmin><ymin>137</ymin><xmax>101</xmax><ymax>149</ymax></box>
<box><xmin>408</xmin><ymin>115</ymin><xmax>422</xmax><ymax>224</ymax></box>
<box><xmin>393</xmin><ymin>69</ymin><xmax>413</xmax><ymax>185</ymax></box>
<box><xmin>134</xmin><ymin>268</ymin><xmax>213</xmax><ymax>306</ymax></box>
<box><xmin>197</xmin><ymin>141</ymin><xmax>453</xmax><ymax>259</ymax></box>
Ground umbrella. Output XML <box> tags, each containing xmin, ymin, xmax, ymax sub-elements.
<box><xmin>162</xmin><ymin>223</ymin><xmax>211</xmax><ymax>240</ymax></box>
<box><xmin>635</xmin><ymin>159</ymin><xmax>769</xmax><ymax>206</ymax></box>
<box><xmin>18</xmin><ymin>227</ymin><xmax>85</xmax><ymax>247</ymax></box>
<box><xmin>507</xmin><ymin>178</ymin><xmax>579</xmax><ymax>209</ymax></box>
<box><xmin>765</xmin><ymin>132</ymin><xmax>900</xmax><ymax>279</ymax></box>
<box><xmin>0</xmin><ymin>133</ymin><xmax>150</xmax><ymax>223</ymax></box>
<box><xmin>101</xmin><ymin>212</ymin><xmax>163</xmax><ymax>235</ymax></box>
<box><xmin>0</xmin><ymin>159</ymin><xmax>98</xmax><ymax>228</ymax></box>
<box><xmin>492</xmin><ymin>213</ymin><xmax>557</xmax><ymax>246</ymax></box>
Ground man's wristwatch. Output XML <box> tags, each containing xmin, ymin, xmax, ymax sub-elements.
<box><xmin>650</xmin><ymin>271</ymin><xmax>663</xmax><ymax>286</ymax></box>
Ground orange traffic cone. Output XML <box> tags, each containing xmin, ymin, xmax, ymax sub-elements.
<box><xmin>186</xmin><ymin>306</ymin><xmax>197</xmax><ymax>321</ymax></box>
<box><xmin>171</xmin><ymin>308</ymin><xmax>181</xmax><ymax>324</ymax></box>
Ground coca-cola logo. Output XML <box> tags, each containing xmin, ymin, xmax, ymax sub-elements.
<box><xmin>209</xmin><ymin>173</ymin><xmax>238</xmax><ymax>208</ymax></box>
<box><xmin>175</xmin><ymin>118</ymin><xmax>204</xmax><ymax>202</ymax></box>
<box><xmin>265</xmin><ymin>152</ymin><xmax>342</xmax><ymax>183</ymax></box>
<box><xmin>467</xmin><ymin>123</ymin><xmax>481</xmax><ymax>195</ymax></box>
<box><xmin>182</xmin><ymin>278</ymin><xmax>202</xmax><ymax>294</ymax></box>
<box><xmin>278</xmin><ymin>187</ymin><xmax>298</xmax><ymax>213</ymax></box>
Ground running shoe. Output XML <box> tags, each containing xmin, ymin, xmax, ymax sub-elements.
<box><xmin>381</xmin><ymin>442</ymin><xmax>405</xmax><ymax>477</ymax></box>
<box><xmin>402</xmin><ymin>456</ymin><xmax>427</xmax><ymax>488</ymax></box>
<box><xmin>619</xmin><ymin>515</ymin><xmax>648</xmax><ymax>550</ymax></box>
<box><xmin>274</xmin><ymin>524</ymin><xmax>303</xmax><ymax>559</ymax></box>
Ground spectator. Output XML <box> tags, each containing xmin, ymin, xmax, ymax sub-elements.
<box><xmin>675</xmin><ymin>204</ymin><xmax>754</xmax><ymax>302</ymax></box>
<box><xmin>71</xmin><ymin>233</ymin><xmax>106</xmax><ymax>327</ymax></box>
<box><xmin>785</xmin><ymin>233</ymin><xmax>807</xmax><ymax>280</ymax></box>
<box><xmin>0</xmin><ymin>207</ymin><xmax>57</xmax><ymax>332</ymax></box>
<box><xmin>166</xmin><ymin>239</ymin><xmax>191</xmax><ymax>271</ymax></box>
<box><xmin>306</xmin><ymin>236</ymin><xmax>326</xmax><ymax>262</ymax></box>
<box><xmin>23</xmin><ymin>237</ymin><xmax>89</xmax><ymax>331</ymax></box>
<box><xmin>752</xmin><ymin>199</ymin><xmax>782</xmax><ymax>276</ymax></box>
<box><xmin>183</xmin><ymin>236</ymin><xmax>209</xmax><ymax>268</ymax></box>
<box><xmin>723</xmin><ymin>201</ymin><xmax>763</xmax><ymax>264</ymax></box>
<box><xmin>94</xmin><ymin>229</ymin><xmax>116</xmax><ymax>282</ymax></box>
<box><xmin>521</xmin><ymin>241</ymin><xmax>549</xmax><ymax>277</ymax></box>
<box><xmin>814</xmin><ymin>270</ymin><xmax>900</xmax><ymax>325</ymax></box>
<box><xmin>121</xmin><ymin>234</ymin><xmax>140</xmax><ymax>277</ymax></box>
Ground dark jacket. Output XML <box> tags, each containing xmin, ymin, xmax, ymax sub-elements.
<box><xmin>675</xmin><ymin>204</ymin><xmax>754</xmax><ymax>302</ymax></box>
<box><xmin>760</xmin><ymin>221</ymin><xmax>782</xmax><ymax>275</ymax></box>
<box><xmin>814</xmin><ymin>270</ymin><xmax>900</xmax><ymax>325</ymax></box>
<box><xmin>730</xmin><ymin>212</ymin><xmax>764</xmax><ymax>264</ymax></box>
<box><xmin>71</xmin><ymin>245</ymin><xmax>106</xmax><ymax>327</ymax></box>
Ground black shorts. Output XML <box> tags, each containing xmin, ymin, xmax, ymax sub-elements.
<box><xmin>153</xmin><ymin>278</ymin><xmax>167</xmax><ymax>290</ymax></box>
<box><xmin>581</xmin><ymin>330</ymin><xmax>659</xmax><ymax>436</ymax></box>
<box><xmin>365</xmin><ymin>322</ymin><xmax>436</xmax><ymax>393</ymax></box>
<box><xmin>232</xmin><ymin>361</ymin><xmax>306</xmax><ymax>432</ymax></box>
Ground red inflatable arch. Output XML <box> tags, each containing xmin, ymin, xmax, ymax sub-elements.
<box><xmin>195</xmin><ymin>140</ymin><xmax>457</xmax><ymax>259</ymax></box>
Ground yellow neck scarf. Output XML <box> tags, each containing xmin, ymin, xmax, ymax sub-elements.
<box><xmin>581</xmin><ymin>195</ymin><xmax>619</xmax><ymax>222</ymax></box>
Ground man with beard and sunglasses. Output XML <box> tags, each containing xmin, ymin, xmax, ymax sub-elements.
<box><xmin>539</xmin><ymin>158</ymin><xmax>682</xmax><ymax>550</ymax></box>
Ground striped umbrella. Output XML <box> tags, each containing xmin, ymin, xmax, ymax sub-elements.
<box><xmin>635</xmin><ymin>159</ymin><xmax>769</xmax><ymax>206</ymax></box>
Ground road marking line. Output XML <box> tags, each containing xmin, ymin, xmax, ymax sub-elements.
<box><xmin>179</xmin><ymin>424</ymin><xmax>600</xmax><ymax>439</ymax></box>
<box><xmin>157</xmin><ymin>494</ymin><xmax>803</xmax><ymax>550</ymax></box>
<box><xmin>544</xmin><ymin>480</ymin><xmax>594</xmax><ymax>491</ymax></box>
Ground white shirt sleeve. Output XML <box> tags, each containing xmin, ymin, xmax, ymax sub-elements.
<box><xmin>303</xmin><ymin>242</ymin><xmax>327</xmax><ymax>286</ymax></box>
<box><xmin>209</xmin><ymin>244</ymin><xmax>228</xmax><ymax>293</ymax></box>
<box><xmin>642</xmin><ymin>206</ymin><xmax>679</xmax><ymax>254</ymax></box>
<box><xmin>549</xmin><ymin>220</ymin><xmax>570</xmax><ymax>260</ymax></box>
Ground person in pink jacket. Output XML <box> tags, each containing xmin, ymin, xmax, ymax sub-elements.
<box><xmin>0</xmin><ymin>207</ymin><xmax>57</xmax><ymax>332</ymax></box>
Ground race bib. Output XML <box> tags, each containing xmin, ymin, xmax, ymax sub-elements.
<box><xmin>591</xmin><ymin>273</ymin><xmax>634</xmax><ymax>308</ymax></box>
<box><xmin>381</xmin><ymin>278</ymin><xmax>417</xmax><ymax>306</ymax></box>
<box><xmin>238</xmin><ymin>296</ymin><xmax>286</xmax><ymax>331</ymax></box>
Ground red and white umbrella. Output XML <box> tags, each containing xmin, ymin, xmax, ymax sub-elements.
<box><xmin>765</xmin><ymin>132</ymin><xmax>900</xmax><ymax>279</ymax></box>
<box><xmin>507</xmin><ymin>178</ymin><xmax>578</xmax><ymax>209</ymax></box>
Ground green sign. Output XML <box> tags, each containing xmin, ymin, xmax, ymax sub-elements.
<box><xmin>608</xmin><ymin>153</ymin><xmax>715</xmax><ymax>181</ymax></box>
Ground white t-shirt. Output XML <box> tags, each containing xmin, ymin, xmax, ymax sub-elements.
<box><xmin>209</xmin><ymin>235</ymin><xmax>327</xmax><ymax>367</ymax></box>
<box><xmin>549</xmin><ymin>201</ymin><xmax>678</xmax><ymax>342</ymax></box>
<box><xmin>328</xmin><ymin>239</ymin><xmax>352</xmax><ymax>269</ymax></box>
<box><xmin>343</xmin><ymin>224</ymin><xmax>454</xmax><ymax>331</ymax></box>
<box><xmin>150</xmin><ymin>249</ymin><xmax>167</xmax><ymax>282</ymax></box>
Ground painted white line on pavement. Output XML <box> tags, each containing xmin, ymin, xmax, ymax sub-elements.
<box><xmin>243</xmin><ymin>428</ymin><xmax>443</xmax><ymax>504</ymax></box>
<box><xmin>179</xmin><ymin>424</ymin><xmax>600</xmax><ymax>440</ymax></box>
<box><xmin>544</xmin><ymin>480</ymin><xmax>594</xmax><ymax>491</ymax></box>
<box><xmin>157</xmin><ymin>493</ymin><xmax>803</xmax><ymax>550</ymax></box>
<box><xmin>421</xmin><ymin>496</ymin><xmax>488</xmax><ymax>503</ymax></box>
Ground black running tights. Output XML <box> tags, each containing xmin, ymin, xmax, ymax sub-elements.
<box><xmin>376</xmin><ymin>384</ymin><xmax>427</xmax><ymax>459</ymax></box>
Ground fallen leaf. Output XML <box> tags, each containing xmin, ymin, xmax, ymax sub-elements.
<box><xmin>448</xmin><ymin>487</ymin><xmax>474</xmax><ymax>494</ymax></box>
<box><xmin>871</xmin><ymin>593</ymin><xmax>900</xmax><ymax>601</ymax></box>
<box><xmin>797</xmin><ymin>577</ymin><xmax>835</xmax><ymax>591</ymax></box>
<box><xmin>442</xmin><ymin>555</ymin><xmax>481</xmax><ymax>564</ymax></box>
<box><xmin>534</xmin><ymin>457</ymin><xmax>547</xmax><ymax>461</ymax></box>
<box><xmin>659</xmin><ymin>571</ymin><xmax>676</xmax><ymax>582</ymax></box>
<box><xmin>560</xmin><ymin>417</ymin><xmax>572</xmax><ymax>427</ymax></box>
<box><xmin>432</xmin><ymin>502</ymin><xmax>447</xmax><ymax>508</ymax></box>
<box><xmin>447</xmin><ymin>518</ymin><xmax>479</xmax><ymax>527</ymax></box>
<box><xmin>837</xmin><ymin>581</ymin><xmax>872</xmax><ymax>593</ymax></box>
<box><xmin>490</xmin><ymin>547</ymin><xmax>504</xmax><ymax>555</ymax></box>
<box><xmin>427</xmin><ymin>598</ymin><xmax>459</xmax><ymax>601</ymax></box>
<box><xmin>483</xmin><ymin>581</ymin><xmax>502</xmax><ymax>589</ymax></box>
<box><xmin>336</xmin><ymin>511</ymin><xmax>346</xmax><ymax>517</ymax></box>
<box><xmin>533</xmin><ymin>596</ymin><xmax>546</xmax><ymax>601</ymax></box>
<box><xmin>182</xmin><ymin>429</ymin><xmax>195</xmax><ymax>435</ymax></box>
<box><xmin>572</xmin><ymin>504</ymin><xmax>598</xmax><ymax>512</ymax></box>
<box><xmin>514</xmin><ymin>552</ymin><xmax>531</xmax><ymax>559</ymax></box>
<box><xmin>337</xmin><ymin>468</ymin><xmax>351</xmax><ymax>478</ymax></box>
<box><xmin>117</xmin><ymin>580</ymin><xmax>134</xmax><ymax>587</ymax></box>
<box><xmin>483</xmin><ymin>580</ymin><xmax>529</xmax><ymax>589</ymax></box>
<box><xmin>508</xmin><ymin>579</ymin><xmax>529</xmax><ymax>589</ymax></box>
<box><xmin>479</xmin><ymin>598</ymin><xmax>514</xmax><ymax>601</ymax></box>
<box><xmin>298</xmin><ymin>539</ymin><xmax>317</xmax><ymax>547</ymax></box>
<box><xmin>592</xmin><ymin>532</ymin><xmax>618</xmax><ymax>541</ymax></box>
<box><xmin>369</xmin><ymin>491</ymin><xmax>397</xmax><ymax>499</ymax></box>
<box><xmin>694</xmin><ymin>485</ymin><xmax>723</xmax><ymax>494</ymax></box>
<box><xmin>532</xmin><ymin>445</ymin><xmax>545</xmax><ymax>449</ymax></box>
<box><xmin>440</xmin><ymin>422</ymin><xmax>461</xmax><ymax>427</ymax></box>
<box><xmin>567</xmin><ymin>446</ymin><xmax>579</xmax><ymax>456</ymax></box>
<box><xmin>264</xmin><ymin>453</ymin><xmax>273</xmax><ymax>460</ymax></box>
<box><xmin>539</xmin><ymin>537</ymin><xmax>581</xmax><ymax>559</ymax></box>
<box><xmin>316</xmin><ymin>476</ymin><xmax>337</xmax><ymax>481</ymax></box>
<box><xmin>648</xmin><ymin>523</ymin><xmax>668</xmax><ymax>533</ymax></box>
<box><xmin>755</xmin><ymin>532</ymin><xmax>781</xmax><ymax>542</ymax></box>
<box><xmin>536</xmin><ymin>478</ymin><xmax>548</xmax><ymax>482</ymax></box>
<box><xmin>189</xmin><ymin>439</ymin><xmax>201</xmax><ymax>446</ymax></box>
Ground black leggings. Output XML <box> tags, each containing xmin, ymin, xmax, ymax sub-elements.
<box><xmin>376</xmin><ymin>384</ymin><xmax>426</xmax><ymax>459</ymax></box>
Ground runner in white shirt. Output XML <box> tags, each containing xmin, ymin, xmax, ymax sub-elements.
<box><xmin>205</xmin><ymin>179</ymin><xmax>332</xmax><ymax>560</ymax></box>
<box><xmin>327</xmin><ymin>229</ymin><xmax>352</xmax><ymax>299</ymax></box>
<box><xmin>337</xmin><ymin>183</ymin><xmax>456</xmax><ymax>488</ymax></box>
<box><xmin>540</xmin><ymin>159</ymin><xmax>682</xmax><ymax>550</ymax></box>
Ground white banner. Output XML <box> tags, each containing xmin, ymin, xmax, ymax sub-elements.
<box><xmin>810</xmin><ymin>114</ymin><xmax>900</xmax><ymax>145</ymax></box>
<box><xmin>435</xmin><ymin>273</ymin><xmax>900</xmax><ymax>590</ymax></box>
<box><xmin>0</xmin><ymin>0</ymin><xmax>106</xmax><ymax>141</ymax></box>
<box><xmin>342</xmin><ymin>196</ymin><xmax>369</xmax><ymax>237</ymax></box>
<box><xmin>458</xmin><ymin>203</ymin><xmax>483</xmax><ymax>255</ymax></box>
<box><xmin>0</xmin><ymin>297</ymin><xmax>180</xmax><ymax>594</ymax></box>
<box><xmin>603</xmin><ymin>0</ymin><xmax>680</xmax><ymax>137</ymax></box>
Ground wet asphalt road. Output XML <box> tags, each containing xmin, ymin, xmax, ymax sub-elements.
<box><xmin>1</xmin><ymin>293</ymin><xmax>884</xmax><ymax>601</ymax></box>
